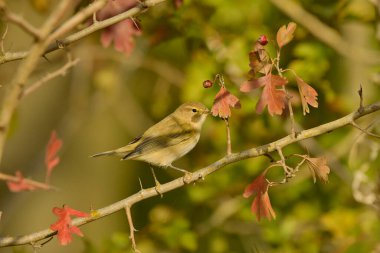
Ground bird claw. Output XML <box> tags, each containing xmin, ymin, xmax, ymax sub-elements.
<box><xmin>183</xmin><ymin>172</ymin><xmax>193</xmax><ymax>184</ymax></box>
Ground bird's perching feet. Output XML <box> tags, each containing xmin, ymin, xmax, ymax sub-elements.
<box><xmin>168</xmin><ymin>165</ymin><xmax>193</xmax><ymax>184</ymax></box>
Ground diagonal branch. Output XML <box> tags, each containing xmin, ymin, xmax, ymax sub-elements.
<box><xmin>22</xmin><ymin>56</ymin><xmax>80</xmax><ymax>98</ymax></box>
<box><xmin>0</xmin><ymin>0</ymin><xmax>110</xmax><ymax>165</ymax></box>
<box><xmin>0</xmin><ymin>172</ymin><xmax>58</xmax><ymax>191</ymax></box>
<box><xmin>0</xmin><ymin>0</ymin><xmax>79</xmax><ymax>165</ymax></box>
<box><xmin>0</xmin><ymin>0</ymin><xmax>168</xmax><ymax>64</ymax></box>
<box><xmin>1</xmin><ymin>8</ymin><xmax>42</xmax><ymax>39</ymax></box>
<box><xmin>0</xmin><ymin>101</ymin><xmax>379</xmax><ymax>247</ymax></box>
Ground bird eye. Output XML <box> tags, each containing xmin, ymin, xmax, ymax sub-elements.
<box><xmin>192</xmin><ymin>108</ymin><xmax>197</xmax><ymax>113</ymax></box>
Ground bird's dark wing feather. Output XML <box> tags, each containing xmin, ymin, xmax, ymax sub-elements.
<box><xmin>128</xmin><ymin>135</ymin><xmax>142</xmax><ymax>145</ymax></box>
<box><xmin>122</xmin><ymin>130</ymin><xmax>196</xmax><ymax>160</ymax></box>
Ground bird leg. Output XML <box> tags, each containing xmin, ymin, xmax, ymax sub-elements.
<box><xmin>168</xmin><ymin>164</ymin><xmax>189</xmax><ymax>174</ymax></box>
<box><xmin>168</xmin><ymin>165</ymin><xmax>193</xmax><ymax>184</ymax></box>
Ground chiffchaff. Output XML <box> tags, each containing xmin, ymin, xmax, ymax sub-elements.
<box><xmin>91</xmin><ymin>102</ymin><xmax>209</xmax><ymax>172</ymax></box>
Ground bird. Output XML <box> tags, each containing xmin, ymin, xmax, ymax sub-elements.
<box><xmin>91</xmin><ymin>102</ymin><xmax>209</xmax><ymax>173</ymax></box>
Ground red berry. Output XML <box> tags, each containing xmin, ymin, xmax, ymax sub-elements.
<box><xmin>258</xmin><ymin>35</ymin><xmax>268</xmax><ymax>46</ymax></box>
<box><xmin>203</xmin><ymin>80</ymin><xmax>213</xmax><ymax>88</ymax></box>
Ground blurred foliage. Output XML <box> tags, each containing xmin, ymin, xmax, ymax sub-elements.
<box><xmin>0</xmin><ymin>0</ymin><xmax>380</xmax><ymax>253</ymax></box>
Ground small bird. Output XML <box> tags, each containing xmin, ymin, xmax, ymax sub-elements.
<box><xmin>91</xmin><ymin>102</ymin><xmax>209</xmax><ymax>173</ymax></box>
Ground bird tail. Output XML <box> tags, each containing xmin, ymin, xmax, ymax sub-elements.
<box><xmin>91</xmin><ymin>150</ymin><xmax>116</xmax><ymax>158</ymax></box>
<box><xmin>91</xmin><ymin>145</ymin><xmax>134</xmax><ymax>158</ymax></box>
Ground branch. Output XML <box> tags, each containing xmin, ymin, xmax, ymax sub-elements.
<box><xmin>269</xmin><ymin>0</ymin><xmax>380</xmax><ymax>65</ymax></box>
<box><xmin>224</xmin><ymin>118</ymin><xmax>232</xmax><ymax>155</ymax></box>
<box><xmin>0</xmin><ymin>0</ymin><xmax>168</xmax><ymax>64</ymax></box>
<box><xmin>0</xmin><ymin>172</ymin><xmax>57</xmax><ymax>191</ymax></box>
<box><xmin>125</xmin><ymin>206</ymin><xmax>140</xmax><ymax>253</ymax></box>
<box><xmin>0</xmin><ymin>1</ymin><xmax>78</xmax><ymax>164</ymax></box>
<box><xmin>22</xmin><ymin>56</ymin><xmax>80</xmax><ymax>98</ymax></box>
<box><xmin>0</xmin><ymin>24</ymin><xmax>7</xmax><ymax>55</ymax></box>
<box><xmin>351</xmin><ymin>120</ymin><xmax>380</xmax><ymax>139</ymax></box>
<box><xmin>0</xmin><ymin>7</ymin><xmax>42</xmax><ymax>39</ymax></box>
<box><xmin>0</xmin><ymin>0</ymin><xmax>110</xmax><ymax>164</ymax></box>
<box><xmin>0</xmin><ymin>101</ymin><xmax>379</xmax><ymax>247</ymax></box>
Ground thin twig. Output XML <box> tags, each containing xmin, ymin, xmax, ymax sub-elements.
<box><xmin>0</xmin><ymin>101</ymin><xmax>378</xmax><ymax>247</ymax></box>
<box><xmin>2</xmin><ymin>9</ymin><xmax>42</xmax><ymax>39</ymax></box>
<box><xmin>125</xmin><ymin>206</ymin><xmax>141</xmax><ymax>253</ymax></box>
<box><xmin>351</xmin><ymin>121</ymin><xmax>380</xmax><ymax>139</ymax></box>
<box><xmin>46</xmin><ymin>0</ymin><xmax>107</xmax><ymax>44</ymax></box>
<box><xmin>22</xmin><ymin>56</ymin><xmax>80</xmax><ymax>98</ymax></box>
<box><xmin>0</xmin><ymin>172</ymin><xmax>58</xmax><ymax>190</ymax></box>
<box><xmin>358</xmin><ymin>84</ymin><xmax>364</xmax><ymax>113</ymax></box>
<box><xmin>275</xmin><ymin>50</ymin><xmax>296</xmax><ymax>137</ymax></box>
<box><xmin>0</xmin><ymin>24</ymin><xmax>8</xmax><ymax>55</ymax></box>
<box><xmin>0</xmin><ymin>0</ymin><xmax>168</xmax><ymax>64</ymax></box>
<box><xmin>276</xmin><ymin>146</ymin><xmax>294</xmax><ymax>180</ymax></box>
<box><xmin>224</xmin><ymin>118</ymin><xmax>232</xmax><ymax>155</ymax></box>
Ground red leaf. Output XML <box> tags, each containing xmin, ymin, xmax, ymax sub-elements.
<box><xmin>100</xmin><ymin>19</ymin><xmax>141</xmax><ymax>57</ymax></box>
<box><xmin>96</xmin><ymin>0</ymin><xmax>141</xmax><ymax>57</ymax></box>
<box><xmin>276</xmin><ymin>22</ymin><xmax>297</xmax><ymax>48</ymax></box>
<box><xmin>173</xmin><ymin>0</ymin><xmax>183</xmax><ymax>8</ymax></box>
<box><xmin>251</xmin><ymin>191</ymin><xmax>276</xmax><ymax>221</ymax></box>
<box><xmin>212</xmin><ymin>86</ymin><xmax>241</xmax><ymax>118</ymax></box>
<box><xmin>45</xmin><ymin>131</ymin><xmax>62</xmax><ymax>182</ymax></box>
<box><xmin>305</xmin><ymin>157</ymin><xmax>330</xmax><ymax>183</ymax></box>
<box><xmin>50</xmin><ymin>205</ymin><xmax>89</xmax><ymax>246</ymax></box>
<box><xmin>6</xmin><ymin>171</ymin><xmax>37</xmax><ymax>192</ymax></box>
<box><xmin>241</xmin><ymin>74</ymin><xmax>288</xmax><ymax>116</ymax></box>
<box><xmin>243</xmin><ymin>171</ymin><xmax>276</xmax><ymax>221</ymax></box>
<box><xmin>247</xmin><ymin>41</ymin><xmax>271</xmax><ymax>77</ymax></box>
<box><xmin>296</xmin><ymin>76</ymin><xmax>318</xmax><ymax>115</ymax></box>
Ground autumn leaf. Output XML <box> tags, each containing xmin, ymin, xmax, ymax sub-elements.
<box><xmin>243</xmin><ymin>171</ymin><xmax>276</xmax><ymax>221</ymax></box>
<box><xmin>173</xmin><ymin>0</ymin><xmax>183</xmax><ymax>8</ymax></box>
<box><xmin>296</xmin><ymin>76</ymin><xmax>318</xmax><ymax>115</ymax></box>
<box><xmin>100</xmin><ymin>19</ymin><xmax>141</xmax><ymax>57</ymax></box>
<box><xmin>212</xmin><ymin>86</ymin><xmax>241</xmax><ymax>118</ymax></box>
<box><xmin>50</xmin><ymin>205</ymin><xmax>89</xmax><ymax>246</ymax></box>
<box><xmin>45</xmin><ymin>131</ymin><xmax>62</xmax><ymax>183</ymax></box>
<box><xmin>276</xmin><ymin>22</ymin><xmax>297</xmax><ymax>48</ymax></box>
<box><xmin>305</xmin><ymin>156</ymin><xmax>330</xmax><ymax>183</ymax></box>
<box><xmin>96</xmin><ymin>0</ymin><xmax>141</xmax><ymax>57</ymax></box>
<box><xmin>241</xmin><ymin>74</ymin><xmax>288</xmax><ymax>116</ymax></box>
<box><xmin>247</xmin><ymin>40</ymin><xmax>271</xmax><ymax>77</ymax></box>
<box><xmin>6</xmin><ymin>171</ymin><xmax>37</xmax><ymax>192</ymax></box>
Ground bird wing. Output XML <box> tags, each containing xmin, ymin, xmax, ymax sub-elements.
<box><xmin>122</xmin><ymin>128</ymin><xmax>196</xmax><ymax>160</ymax></box>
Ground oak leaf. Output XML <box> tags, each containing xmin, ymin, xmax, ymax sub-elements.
<box><xmin>276</xmin><ymin>22</ymin><xmax>297</xmax><ymax>48</ymax></box>
<box><xmin>50</xmin><ymin>205</ymin><xmax>89</xmax><ymax>246</ymax></box>
<box><xmin>296</xmin><ymin>76</ymin><xmax>318</xmax><ymax>115</ymax></box>
<box><xmin>212</xmin><ymin>86</ymin><xmax>241</xmax><ymax>118</ymax></box>
<box><xmin>241</xmin><ymin>74</ymin><xmax>288</xmax><ymax>116</ymax></box>
<box><xmin>243</xmin><ymin>171</ymin><xmax>276</xmax><ymax>221</ymax></box>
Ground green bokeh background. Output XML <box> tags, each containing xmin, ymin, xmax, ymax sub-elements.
<box><xmin>0</xmin><ymin>0</ymin><xmax>380</xmax><ymax>252</ymax></box>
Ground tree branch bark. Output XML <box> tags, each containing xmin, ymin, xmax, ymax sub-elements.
<box><xmin>0</xmin><ymin>101</ymin><xmax>378</xmax><ymax>247</ymax></box>
<box><xmin>0</xmin><ymin>0</ymin><xmax>109</xmax><ymax>164</ymax></box>
<box><xmin>0</xmin><ymin>0</ymin><xmax>168</xmax><ymax>64</ymax></box>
